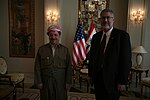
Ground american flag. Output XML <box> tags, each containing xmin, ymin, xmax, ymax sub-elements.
<box><xmin>72</xmin><ymin>21</ymin><xmax>86</xmax><ymax>66</ymax></box>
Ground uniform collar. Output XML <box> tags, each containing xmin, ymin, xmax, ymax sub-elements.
<box><xmin>49</xmin><ymin>43</ymin><xmax>60</xmax><ymax>48</ymax></box>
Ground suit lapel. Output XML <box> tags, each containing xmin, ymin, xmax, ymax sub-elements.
<box><xmin>95</xmin><ymin>32</ymin><xmax>103</xmax><ymax>55</ymax></box>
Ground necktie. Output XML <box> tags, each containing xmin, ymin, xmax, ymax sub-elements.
<box><xmin>100</xmin><ymin>34</ymin><xmax>106</xmax><ymax>54</ymax></box>
<box><xmin>98</xmin><ymin>34</ymin><xmax>106</xmax><ymax>68</ymax></box>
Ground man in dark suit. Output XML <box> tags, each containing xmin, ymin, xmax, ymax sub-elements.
<box><xmin>88</xmin><ymin>9</ymin><xmax>132</xmax><ymax>100</ymax></box>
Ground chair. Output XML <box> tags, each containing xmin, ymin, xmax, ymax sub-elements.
<box><xmin>0</xmin><ymin>56</ymin><xmax>25</xmax><ymax>92</ymax></box>
<box><xmin>79</xmin><ymin>68</ymin><xmax>90</xmax><ymax>93</ymax></box>
<box><xmin>72</xmin><ymin>64</ymin><xmax>83</xmax><ymax>86</ymax></box>
<box><xmin>0</xmin><ymin>75</ymin><xmax>16</xmax><ymax>99</ymax></box>
<box><xmin>72</xmin><ymin>64</ymin><xmax>91</xmax><ymax>93</ymax></box>
<box><xmin>140</xmin><ymin>77</ymin><xmax>150</xmax><ymax>98</ymax></box>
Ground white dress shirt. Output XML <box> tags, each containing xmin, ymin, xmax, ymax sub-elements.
<box><xmin>101</xmin><ymin>27</ymin><xmax>113</xmax><ymax>52</ymax></box>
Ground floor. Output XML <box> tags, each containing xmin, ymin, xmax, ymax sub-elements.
<box><xmin>23</xmin><ymin>72</ymin><xmax>150</xmax><ymax>100</ymax></box>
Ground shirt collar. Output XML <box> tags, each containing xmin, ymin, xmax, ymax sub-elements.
<box><xmin>103</xmin><ymin>27</ymin><xmax>113</xmax><ymax>36</ymax></box>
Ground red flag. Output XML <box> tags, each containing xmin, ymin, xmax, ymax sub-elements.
<box><xmin>86</xmin><ymin>20</ymin><xmax>96</xmax><ymax>53</ymax></box>
<box><xmin>72</xmin><ymin>21</ymin><xmax>86</xmax><ymax>66</ymax></box>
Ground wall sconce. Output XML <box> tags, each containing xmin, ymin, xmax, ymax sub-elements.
<box><xmin>46</xmin><ymin>11</ymin><xmax>59</xmax><ymax>24</ymax></box>
<box><xmin>132</xmin><ymin>46</ymin><xmax>147</xmax><ymax>68</ymax></box>
<box><xmin>131</xmin><ymin>9</ymin><xmax>144</xmax><ymax>24</ymax></box>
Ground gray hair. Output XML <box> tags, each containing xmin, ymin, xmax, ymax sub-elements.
<box><xmin>100</xmin><ymin>9</ymin><xmax>114</xmax><ymax>17</ymax></box>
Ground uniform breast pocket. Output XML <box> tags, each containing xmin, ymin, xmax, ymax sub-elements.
<box><xmin>57</xmin><ymin>56</ymin><xmax>66</xmax><ymax>68</ymax></box>
<box><xmin>41</xmin><ymin>56</ymin><xmax>52</xmax><ymax>66</ymax></box>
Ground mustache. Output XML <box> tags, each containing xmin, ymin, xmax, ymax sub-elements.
<box><xmin>101</xmin><ymin>22</ymin><xmax>109</xmax><ymax>26</ymax></box>
<box><xmin>50</xmin><ymin>38</ymin><xmax>57</xmax><ymax>41</ymax></box>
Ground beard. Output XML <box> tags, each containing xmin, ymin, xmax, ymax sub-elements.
<box><xmin>101</xmin><ymin>23</ymin><xmax>112</xmax><ymax>32</ymax></box>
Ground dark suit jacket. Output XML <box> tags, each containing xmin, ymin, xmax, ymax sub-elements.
<box><xmin>88</xmin><ymin>28</ymin><xmax>132</xmax><ymax>93</ymax></box>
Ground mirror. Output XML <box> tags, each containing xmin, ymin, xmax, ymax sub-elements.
<box><xmin>78</xmin><ymin>0</ymin><xmax>109</xmax><ymax>34</ymax></box>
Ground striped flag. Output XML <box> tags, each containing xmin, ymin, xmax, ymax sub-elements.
<box><xmin>72</xmin><ymin>21</ymin><xmax>86</xmax><ymax>66</ymax></box>
<box><xmin>86</xmin><ymin>20</ymin><xmax>96</xmax><ymax>53</ymax></box>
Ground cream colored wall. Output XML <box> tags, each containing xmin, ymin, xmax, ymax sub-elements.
<box><xmin>127</xmin><ymin>0</ymin><xmax>150</xmax><ymax>70</ymax></box>
<box><xmin>44</xmin><ymin>0</ymin><xmax>60</xmax><ymax>43</ymax></box>
<box><xmin>127</xmin><ymin>0</ymin><xmax>145</xmax><ymax>47</ymax></box>
<box><xmin>143</xmin><ymin>0</ymin><xmax>150</xmax><ymax>70</ymax></box>
<box><xmin>0</xmin><ymin>0</ymin><xmax>9</xmax><ymax>57</ymax></box>
<box><xmin>59</xmin><ymin>0</ymin><xmax>78</xmax><ymax>51</ymax></box>
<box><xmin>44</xmin><ymin>0</ymin><xmax>78</xmax><ymax>52</ymax></box>
<box><xmin>109</xmin><ymin>0</ymin><xmax>128</xmax><ymax>31</ymax></box>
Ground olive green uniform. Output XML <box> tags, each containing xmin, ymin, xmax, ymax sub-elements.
<box><xmin>34</xmin><ymin>43</ymin><xmax>72</xmax><ymax>100</ymax></box>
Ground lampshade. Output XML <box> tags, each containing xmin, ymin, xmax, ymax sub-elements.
<box><xmin>132</xmin><ymin>46</ymin><xmax>147</xmax><ymax>54</ymax></box>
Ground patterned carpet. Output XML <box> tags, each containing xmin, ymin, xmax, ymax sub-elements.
<box><xmin>15</xmin><ymin>87</ymin><xmax>147</xmax><ymax>100</ymax></box>
<box><xmin>17</xmin><ymin>88</ymin><xmax>40</xmax><ymax>100</ymax></box>
<box><xmin>14</xmin><ymin>72</ymin><xmax>149</xmax><ymax>100</ymax></box>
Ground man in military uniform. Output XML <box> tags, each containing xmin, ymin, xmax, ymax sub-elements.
<box><xmin>34</xmin><ymin>25</ymin><xmax>72</xmax><ymax>100</ymax></box>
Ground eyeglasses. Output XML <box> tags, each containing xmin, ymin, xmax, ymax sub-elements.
<box><xmin>100</xmin><ymin>16</ymin><xmax>114</xmax><ymax>20</ymax></box>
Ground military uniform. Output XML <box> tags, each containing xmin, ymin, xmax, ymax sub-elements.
<box><xmin>34</xmin><ymin>43</ymin><xmax>72</xmax><ymax>100</ymax></box>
